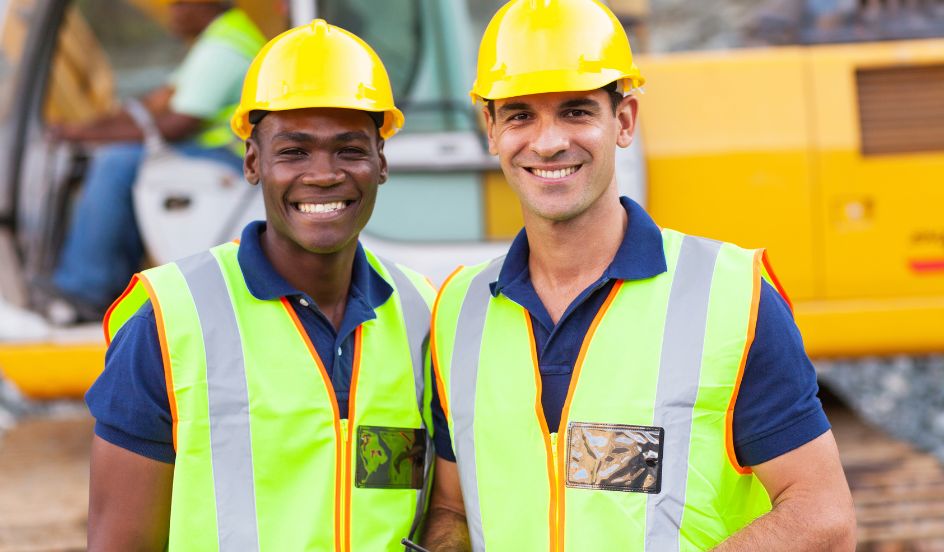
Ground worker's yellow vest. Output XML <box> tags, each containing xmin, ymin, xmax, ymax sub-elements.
<box><xmin>105</xmin><ymin>242</ymin><xmax>435</xmax><ymax>551</ymax></box>
<box><xmin>431</xmin><ymin>229</ymin><xmax>772</xmax><ymax>551</ymax></box>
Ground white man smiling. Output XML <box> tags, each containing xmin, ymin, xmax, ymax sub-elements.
<box><xmin>420</xmin><ymin>1</ymin><xmax>857</xmax><ymax>550</ymax></box>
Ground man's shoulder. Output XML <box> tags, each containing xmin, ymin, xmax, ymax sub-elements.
<box><xmin>442</xmin><ymin>256</ymin><xmax>506</xmax><ymax>291</ymax></box>
<box><xmin>662</xmin><ymin>227</ymin><xmax>759</xmax><ymax>254</ymax></box>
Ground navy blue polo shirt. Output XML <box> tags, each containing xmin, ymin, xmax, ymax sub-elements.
<box><xmin>430</xmin><ymin>197</ymin><xmax>829</xmax><ymax>467</ymax></box>
<box><xmin>86</xmin><ymin>221</ymin><xmax>393</xmax><ymax>463</ymax></box>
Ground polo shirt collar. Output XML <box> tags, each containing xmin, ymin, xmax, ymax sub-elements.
<box><xmin>490</xmin><ymin>196</ymin><xmax>667</xmax><ymax>297</ymax></box>
<box><xmin>236</xmin><ymin>221</ymin><xmax>392</xmax><ymax>310</ymax></box>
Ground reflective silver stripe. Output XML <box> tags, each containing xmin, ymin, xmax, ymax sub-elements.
<box><xmin>177</xmin><ymin>251</ymin><xmax>259</xmax><ymax>552</ymax></box>
<box><xmin>381</xmin><ymin>259</ymin><xmax>431</xmax><ymax>415</ymax></box>
<box><xmin>450</xmin><ymin>257</ymin><xmax>504</xmax><ymax>552</ymax></box>
<box><xmin>379</xmin><ymin>258</ymin><xmax>434</xmax><ymax>541</ymax></box>
<box><xmin>645</xmin><ymin>236</ymin><xmax>721</xmax><ymax>550</ymax></box>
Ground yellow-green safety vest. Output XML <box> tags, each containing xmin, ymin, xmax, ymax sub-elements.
<box><xmin>431</xmin><ymin>229</ymin><xmax>773</xmax><ymax>551</ymax></box>
<box><xmin>192</xmin><ymin>9</ymin><xmax>266</xmax><ymax>154</ymax></box>
<box><xmin>105</xmin><ymin>242</ymin><xmax>436</xmax><ymax>551</ymax></box>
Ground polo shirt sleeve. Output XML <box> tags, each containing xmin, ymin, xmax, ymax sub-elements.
<box><xmin>732</xmin><ymin>281</ymin><xmax>830</xmax><ymax>467</ymax></box>
<box><xmin>169</xmin><ymin>40</ymin><xmax>253</xmax><ymax>120</ymax></box>
<box><xmin>429</xmin><ymin>364</ymin><xmax>456</xmax><ymax>462</ymax></box>
<box><xmin>85</xmin><ymin>301</ymin><xmax>176</xmax><ymax>464</ymax></box>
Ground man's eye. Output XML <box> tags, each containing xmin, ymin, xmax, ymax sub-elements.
<box><xmin>507</xmin><ymin>112</ymin><xmax>530</xmax><ymax>122</ymax></box>
<box><xmin>563</xmin><ymin>109</ymin><xmax>589</xmax><ymax>118</ymax></box>
<box><xmin>278</xmin><ymin>148</ymin><xmax>306</xmax><ymax>156</ymax></box>
<box><xmin>339</xmin><ymin>147</ymin><xmax>367</xmax><ymax>156</ymax></box>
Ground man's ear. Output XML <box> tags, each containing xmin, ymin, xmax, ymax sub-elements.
<box><xmin>377</xmin><ymin>139</ymin><xmax>388</xmax><ymax>185</ymax></box>
<box><xmin>244</xmin><ymin>139</ymin><xmax>260</xmax><ymax>185</ymax></box>
<box><xmin>615</xmin><ymin>95</ymin><xmax>639</xmax><ymax>149</ymax></box>
<box><xmin>483</xmin><ymin>106</ymin><xmax>498</xmax><ymax>156</ymax></box>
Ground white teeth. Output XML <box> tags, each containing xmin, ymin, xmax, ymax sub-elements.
<box><xmin>297</xmin><ymin>201</ymin><xmax>346</xmax><ymax>214</ymax></box>
<box><xmin>533</xmin><ymin>166</ymin><xmax>578</xmax><ymax>179</ymax></box>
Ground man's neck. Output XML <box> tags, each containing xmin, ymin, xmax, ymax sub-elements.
<box><xmin>524</xmin><ymin>192</ymin><xmax>627</xmax><ymax>325</ymax></box>
<box><xmin>261</xmin><ymin>233</ymin><xmax>357</xmax><ymax>332</ymax></box>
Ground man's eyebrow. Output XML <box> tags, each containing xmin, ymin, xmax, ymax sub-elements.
<box><xmin>334</xmin><ymin>130</ymin><xmax>371</xmax><ymax>143</ymax></box>
<box><xmin>497</xmin><ymin>102</ymin><xmax>531</xmax><ymax>115</ymax></box>
<box><xmin>269</xmin><ymin>130</ymin><xmax>371</xmax><ymax>144</ymax></box>
<box><xmin>560</xmin><ymin>98</ymin><xmax>601</xmax><ymax>110</ymax></box>
<box><xmin>270</xmin><ymin>131</ymin><xmax>315</xmax><ymax>143</ymax></box>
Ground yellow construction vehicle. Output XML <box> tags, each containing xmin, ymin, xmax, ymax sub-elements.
<box><xmin>0</xmin><ymin>0</ymin><xmax>942</xmax><ymax>399</ymax></box>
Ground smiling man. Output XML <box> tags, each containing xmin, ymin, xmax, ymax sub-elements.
<box><xmin>422</xmin><ymin>0</ymin><xmax>856</xmax><ymax>550</ymax></box>
<box><xmin>85</xmin><ymin>21</ymin><xmax>435</xmax><ymax>551</ymax></box>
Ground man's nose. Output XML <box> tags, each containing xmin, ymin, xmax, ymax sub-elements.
<box><xmin>529</xmin><ymin>119</ymin><xmax>570</xmax><ymax>159</ymax></box>
<box><xmin>301</xmin><ymin>155</ymin><xmax>345</xmax><ymax>186</ymax></box>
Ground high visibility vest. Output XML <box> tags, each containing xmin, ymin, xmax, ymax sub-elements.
<box><xmin>104</xmin><ymin>242</ymin><xmax>435</xmax><ymax>552</ymax></box>
<box><xmin>431</xmin><ymin>229</ymin><xmax>774</xmax><ymax>551</ymax></box>
<box><xmin>191</xmin><ymin>9</ymin><xmax>266</xmax><ymax>154</ymax></box>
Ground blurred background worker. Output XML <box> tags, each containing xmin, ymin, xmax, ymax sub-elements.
<box><xmin>42</xmin><ymin>0</ymin><xmax>264</xmax><ymax>323</ymax></box>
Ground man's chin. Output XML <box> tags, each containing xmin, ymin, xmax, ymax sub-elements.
<box><xmin>296</xmin><ymin>234</ymin><xmax>360</xmax><ymax>256</ymax></box>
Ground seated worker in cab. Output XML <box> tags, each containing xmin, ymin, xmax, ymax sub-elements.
<box><xmin>45</xmin><ymin>0</ymin><xmax>265</xmax><ymax>323</ymax></box>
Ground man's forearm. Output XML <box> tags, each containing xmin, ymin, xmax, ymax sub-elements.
<box><xmin>712</xmin><ymin>498</ymin><xmax>856</xmax><ymax>551</ymax></box>
<box><xmin>421</xmin><ymin>506</ymin><xmax>471</xmax><ymax>552</ymax></box>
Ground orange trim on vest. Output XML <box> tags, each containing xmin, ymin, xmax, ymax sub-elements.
<box><xmin>430</xmin><ymin>266</ymin><xmax>464</xmax><ymax>422</ymax></box>
<box><xmin>280</xmin><ymin>297</ymin><xmax>343</xmax><ymax>551</ymax></box>
<box><xmin>344</xmin><ymin>326</ymin><xmax>363</xmax><ymax>552</ymax></box>
<box><xmin>761</xmin><ymin>250</ymin><xmax>792</xmax><ymax>313</ymax></box>
<box><xmin>138</xmin><ymin>275</ymin><xmax>178</xmax><ymax>451</ymax></box>
<box><xmin>725</xmin><ymin>251</ymin><xmax>764</xmax><ymax>475</ymax></box>
<box><xmin>555</xmin><ymin>280</ymin><xmax>623</xmax><ymax>550</ymax></box>
<box><xmin>524</xmin><ymin>310</ymin><xmax>557</xmax><ymax>552</ymax></box>
<box><xmin>102</xmin><ymin>274</ymin><xmax>141</xmax><ymax>346</ymax></box>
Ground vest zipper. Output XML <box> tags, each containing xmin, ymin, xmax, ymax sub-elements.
<box><xmin>340</xmin><ymin>417</ymin><xmax>349</xmax><ymax>552</ymax></box>
<box><xmin>550</xmin><ymin>431</ymin><xmax>560</xmax><ymax>552</ymax></box>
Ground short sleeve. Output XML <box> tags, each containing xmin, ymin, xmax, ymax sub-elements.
<box><xmin>85</xmin><ymin>301</ymin><xmax>176</xmax><ymax>463</ymax></box>
<box><xmin>732</xmin><ymin>281</ymin><xmax>830</xmax><ymax>466</ymax></box>
<box><xmin>169</xmin><ymin>41</ymin><xmax>252</xmax><ymax>119</ymax></box>
<box><xmin>429</xmin><ymin>364</ymin><xmax>456</xmax><ymax>462</ymax></box>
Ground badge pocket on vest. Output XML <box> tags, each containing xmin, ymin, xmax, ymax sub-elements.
<box><xmin>565</xmin><ymin>422</ymin><xmax>664</xmax><ymax>494</ymax></box>
<box><xmin>355</xmin><ymin>426</ymin><xmax>426</xmax><ymax>490</ymax></box>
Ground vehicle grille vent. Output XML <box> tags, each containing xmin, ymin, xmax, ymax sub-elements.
<box><xmin>856</xmin><ymin>64</ymin><xmax>944</xmax><ymax>156</ymax></box>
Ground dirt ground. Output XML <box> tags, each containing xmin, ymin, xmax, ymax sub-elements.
<box><xmin>0</xmin><ymin>414</ymin><xmax>89</xmax><ymax>552</ymax></box>
<box><xmin>1</xmin><ymin>400</ymin><xmax>943</xmax><ymax>551</ymax></box>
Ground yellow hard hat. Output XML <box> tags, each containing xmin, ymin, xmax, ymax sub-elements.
<box><xmin>471</xmin><ymin>0</ymin><xmax>645</xmax><ymax>103</ymax></box>
<box><xmin>231</xmin><ymin>19</ymin><xmax>404</xmax><ymax>140</ymax></box>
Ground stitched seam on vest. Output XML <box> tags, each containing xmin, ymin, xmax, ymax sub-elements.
<box><xmin>450</xmin><ymin>257</ymin><xmax>504</xmax><ymax>552</ymax></box>
<box><xmin>177</xmin><ymin>251</ymin><xmax>260</xmax><ymax>551</ymax></box>
<box><xmin>644</xmin><ymin>235</ymin><xmax>722</xmax><ymax>550</ymax></box>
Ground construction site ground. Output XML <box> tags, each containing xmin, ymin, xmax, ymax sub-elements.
<box><xmin>0</xmin><ymin>393</ymin><xmax>943</xmax><ymax>551</ymax></box>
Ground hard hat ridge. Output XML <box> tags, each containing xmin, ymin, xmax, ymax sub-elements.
<box><xmin>471</xmin><ymin>0</ymin><xmax>645</xmax><ymax>103</ymax></box>
<box><xmin>231</xmin><ymin>19</ymin><xmax>404</xmax><ymax>140</ymax></box>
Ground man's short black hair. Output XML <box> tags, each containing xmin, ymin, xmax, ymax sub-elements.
<box><xmin>485</xmin><ymin>81</ymin><xmax>625</xmax><ymax>119</ymax></box>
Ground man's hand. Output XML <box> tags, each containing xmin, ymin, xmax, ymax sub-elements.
<box><xmin>713</xmin><ymin>430</ymin><xmax>857</xmax><ymax>551</ymax></box>
<box><xmin>421</xmin><ymin>457</ymin><xmax>471</xmax><ymax>552</ymax></box>
<box><xmin>46</xmin><ymin>86</ymin><xmax>200</xmax><ymax>144</ymax></box>
<box><xmin>88</xmin><ymin>436</ymin><xmax>174</xmax><ymax>551</ymax></box>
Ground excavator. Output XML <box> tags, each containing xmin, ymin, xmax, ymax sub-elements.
<box><xmin>0</xmin><ymin>0</ymin><xmax>942</xmax><ymax>399</ymax></box>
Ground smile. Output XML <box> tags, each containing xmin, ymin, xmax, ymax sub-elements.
<box><xmin>293</xmin><ymin>200</ymin><xmax>352</xmax><ymax>215</ymax></box>
<box><xmin>527</xmin><ymin>165</ymin><xmax>582</xmax><ymax>179</ymax></box>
